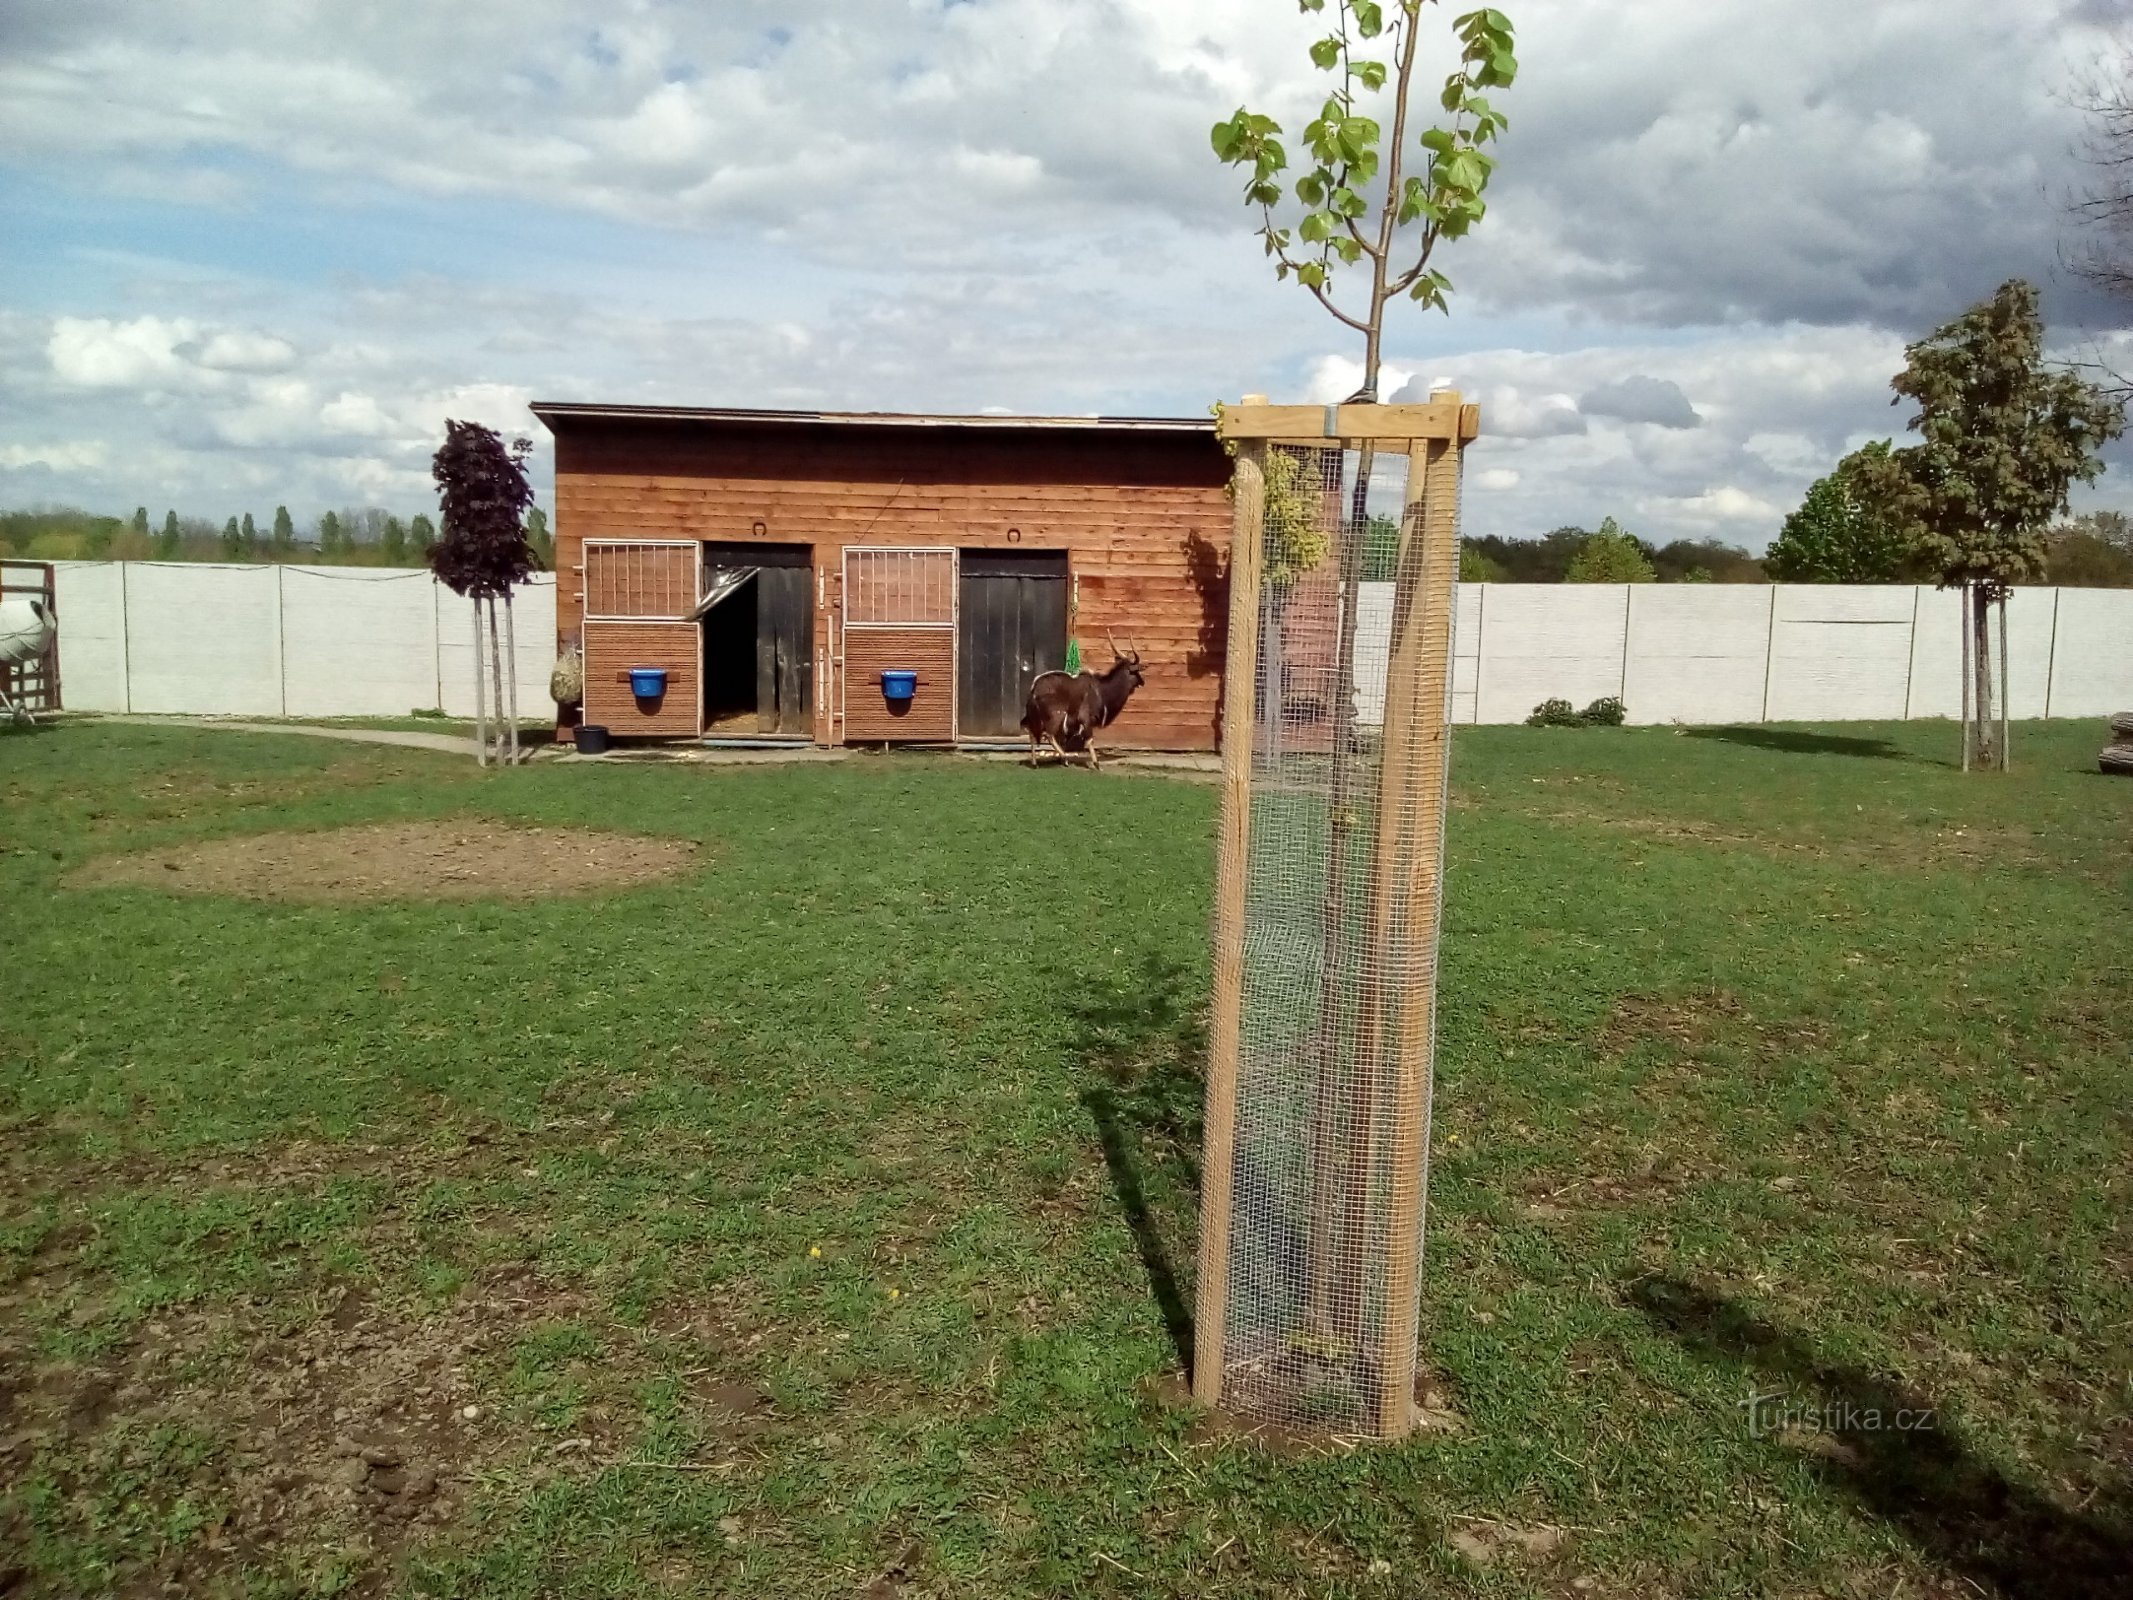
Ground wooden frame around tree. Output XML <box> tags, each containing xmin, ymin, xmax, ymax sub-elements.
<box><xmin>1193</xmin><ymin>395</ymin><xmax>1474</xmax><ymax>1440</ymax></box>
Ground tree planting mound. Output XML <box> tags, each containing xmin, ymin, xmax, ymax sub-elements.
<box><xmin>71</xmin><ymin>820</ymin><xmax>697</xmax><ymax>902</ymax></box>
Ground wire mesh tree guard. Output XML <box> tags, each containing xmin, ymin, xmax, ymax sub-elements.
<box><xmin>1195</xmin><ymin>394</ymin><xmax>1477</xmax><ymax>1441</ymax></box>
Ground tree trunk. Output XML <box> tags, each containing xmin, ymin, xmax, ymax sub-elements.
<box><xmin>471</xmin><ymin>599</ymin><xmax>489</xmax><ymax>766</ymax></box>
<box><xmin>1969</xmin><ymin>584</ymin><xmax>2001</xmax><ymax>771</ymax></box>
<box><xmin>1305</xmin><ymin>442</ymin><xmax>1379</xmax><ymax>1338</ymax></box>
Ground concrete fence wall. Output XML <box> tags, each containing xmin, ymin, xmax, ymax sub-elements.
<box><xmin>51</xmin><ymin>562</ymin><xmax>557</xmax><ymax>720</ymax></box>
<box><xmin>1435</xmin><ymin>582</ymin><xmax>2132</xmax><ymax>725</ymax></box>
<box><xmin>42</xmin><ymin>563</ymin><xmax>2133</xmax><ymax>726</ymax></box>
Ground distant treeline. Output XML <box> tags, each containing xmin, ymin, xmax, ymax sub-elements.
<box><xmin>1458</xmin><ymin>513</ymin><xmax>2132</xmax><ymax>586</ymax></box>
<box><xmin>1462</xmin><ymin>524</ymin><xmax>1767</xmax><ymax>583</ymax></box>
<box><xmin>0</xmin><ymin>505</ymin><xmax>554</xmax><ymax>571</ymax></box>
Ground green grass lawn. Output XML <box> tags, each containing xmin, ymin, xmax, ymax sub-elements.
<box><xmin>1</xmin><ymin>718</ymin><xmax>2127</xmax><ymax>1599</ymax></box>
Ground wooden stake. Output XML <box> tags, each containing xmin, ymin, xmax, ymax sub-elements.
<box><xmin>1998</xmin><ymin>593</ymin><xmax>2010</xmax><ymax>771</ymax></box>
<box><xmin>471</xmin><ymin>599</ymin><xmax>489</xmax><ymax>766</ymax></box>
<box><xmin>1194</xmin><ymin>439</ymin><xmax>1266</xmax><ymax>1409</ymax></box>
<box><xmin>487</xmin><ymin>598</ymin><xmax>509</xmax><ymax>767</ymax></box>
<box><xmin>1372</xmin><ymin>426</ymin><xmax>1463</xmax><ymax>1437</ymax></box>
<box><xmin>504</xmin><ymin>592</ymin><xmax>522</xmax><ymax>766</ymax></box>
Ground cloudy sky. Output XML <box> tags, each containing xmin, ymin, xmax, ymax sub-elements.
<box><xmin>3</xmin><ymin>0</ymin><xmax>2128</xmax><ymax>550</ymax></box>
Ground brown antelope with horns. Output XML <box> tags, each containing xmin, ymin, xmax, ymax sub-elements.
<box><xmin>1021</xmin><ymin>634</ymin><xmax>1146</xmax><ymax>768</ymax></box>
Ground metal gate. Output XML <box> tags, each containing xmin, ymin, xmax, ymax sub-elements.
<box><xmin>841</xmin><ymin>547</ymin><xmax>957</xmax><ymax>743</ymax></box>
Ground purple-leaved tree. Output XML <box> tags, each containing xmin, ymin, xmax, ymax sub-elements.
<box><xmin>429</xmin><ymin>420</ymin><xmax>537</xmax><ymax>765</ymax></box>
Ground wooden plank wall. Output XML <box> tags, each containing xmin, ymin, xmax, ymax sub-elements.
<box><xmin>844</xmin><ymin>628</ymin><xmax>956</xmax><ymax>742</ymax></box>
<box><xmin>549</xmin><ymin>418</ymin><xmax>1233</xmax><ymax>749</ymax></box>
<box><xmin>582</xmin><ymin>621</ymin><xmax>702</xmax><ymax>736</ymax></box>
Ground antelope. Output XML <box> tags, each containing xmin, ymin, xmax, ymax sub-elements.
<box><xmin>1021</xmin><ymin>635</ymin><xmax>1146</xmax><ymax>769</ymax></box>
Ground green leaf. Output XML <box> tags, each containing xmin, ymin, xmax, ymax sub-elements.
<box><xmin>1296</xmin><ymin>261</ymin><xmax>1327</xmax><ymax>288</ymax></box>
<box><xmin>1294</xmin><ymin>171</ymin><xmax>1327</xmax><ymax>206</ymax></box>
<box><xmin>1310</xmin><ymin>35</ymin><xmax>1341</xmax><ymax>69</ymax></box>
<box><xmin>1337</xmin><ymin>115</ymin><xmax>1381</xmax><ymax>162</ymax></box>
<box><xmin>1419</xmin><ymin>126</ymin><xmax>1456</xmax><ymax>156</ymax></box>
<box><xmin>1396</xmin><ymin>174</ymin><xmax>1429</xmax><ymax>224</ymax></box>
<box><xmin>1331</xmin><ymin>185</ymin><xmax>1367</xmax><ymax>217</ymax></box>
<box><xmin>1353</xmin><ymin>59</ymin><xmax>1387</xmax><ymax>90</ymax></box>
<box><xmin>1354</xmin><ymin>1</ymin><xmax>1384</xmax><ymax>38</ymax></box>
<box><xmin>1299</xmin><ymin>210</ymin><xmax>1336</xmax><ymax>243</ymax></box>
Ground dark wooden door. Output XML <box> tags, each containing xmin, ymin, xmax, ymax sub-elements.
<box><xmin>958</xmin><ymin>550</ymin><xmax>1068</xmax><ymax>738</ymax></box>
<box><xmin>755</xmin><ymin>564</ymin><xmax>812</xmax><ymax>735</ymax></box>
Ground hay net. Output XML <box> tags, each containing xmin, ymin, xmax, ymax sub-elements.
<box><xmin>1215</xmin><ymin>440</ymin><xmax>1457</xmax><ymax>1436</ymax></box>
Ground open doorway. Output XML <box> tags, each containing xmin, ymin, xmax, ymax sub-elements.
<box><xmin>700</xmin><ymin>542</ymin><xmax>812</xmax><ymax>737</ymax></box>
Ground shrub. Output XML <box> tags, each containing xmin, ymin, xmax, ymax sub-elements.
<box><xmin>1525</xmin><ymin>696</ymin><xmax>1628</xmax><ymax>728</ymax></box>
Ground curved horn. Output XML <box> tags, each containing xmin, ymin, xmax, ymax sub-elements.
<box><xmin>1105</xmin><ymin>630</ymin><xmax>1124</xmax><ymax>659</ymax></box>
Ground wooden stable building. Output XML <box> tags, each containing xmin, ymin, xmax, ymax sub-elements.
<box><xmin>533</xmin><ymin>404</ymin><xmax>1235</xmax><ymax>750</ymax></box>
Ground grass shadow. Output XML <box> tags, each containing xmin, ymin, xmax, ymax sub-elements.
<box><xmin>1065</xmin><ymin>958</ymin><xmax>1207</xmax><ymax>1379</ymax></box>
<box><xmin>1680</xmin><ymin>726</ymin><xmax>1942</xmax><ymax>763</ymax></box>
<box><xmin>1629</xmin><ymin>1274</ymin><xmax>2133</xmax><ymax>1600</ymax></box>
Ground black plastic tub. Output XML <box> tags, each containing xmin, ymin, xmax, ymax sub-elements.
<box><xmin>574</xmin><ymin>724</ymin><xmax>613</xmax><ymax>755</ymax></box>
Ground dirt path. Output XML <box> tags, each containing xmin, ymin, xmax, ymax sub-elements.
<box><xmin>90</xmin><ymin>715</ymin><xmax>482</xmax><ymax>756</ymax></box>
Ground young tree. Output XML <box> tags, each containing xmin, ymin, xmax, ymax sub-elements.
<box><xmin>271</xmin><ymin>505</ymin><xmax>296</xmax><ymax>559</ymax></box>
<box><xmin>156</xmin><ymin>510</ymin><xmax>182</xmax><ymax>561</ymax></box>
<box><xmin>1213</xmin><ymin>2</ymin><xmax>1516</xmax><ymax>397</ymax></box>
<box><xmin>221</xmin><ymin>517</ymin><xmax>243</xmax><ymax>560</ymax></box>
<box><xmin>381</xmin><ymin>515</ymin><xmax>409</xmax><ymax>566</ymax></box>
<box><xmin>239</xmin><ymin>512</ymin><xmax>259</xmax><ymax>558</ymax></box>
<box><xmin>525</xmin><ymin>507</ymin><xmax>554</xmax><ymax>570</ymax></box>
<box><xmin>1563</xmin><ymin>516</ymin><xmax>1655</xmax><ymax>582</ymax></box>
<box><xmin>409</xmin><ymin>513</ymin><xmax>437</xmax><ymax>558</ymax></box>
<box><xmin>1212</xmin><ymin>0</ymin><xmax>1517</xmax><ymax>796</ymax></box>
<box><xmin>430</xmin><ymin>420</ymin><xmax>537</xmax><ymax>766</ymax></box>
<box><xmin>1211</xmin><ymin>0</ymin><xmax>1517</xmax><ymax>1381</ymax></box>
<box><xmin>1457</xmin><ymin>543</ymin><xmax>1503</xmax><ymax>581</ymax></box>
<box><xmin>1851</xmin><ymin>280</ymin><xmax>2124</xmax><ymax>771</ymax></box>
<box><xmin>1764</xmin><ymin>442</ymin><xmax>1913</xmax><ymax>582</ymax></box>
<box><xmin>131</xmin><ymin>507</ymin><xmax>149</xmax><ymax>542</ymax></box>
<box><xmin>317</xmin><ymin>510</ymin><xmax>343</xmax><ymax>557</ymax></box>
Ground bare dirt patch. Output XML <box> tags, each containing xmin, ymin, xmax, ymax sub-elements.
<box><xmin>0</xmin><ymin>1275</ymin><xmax>583</xmax><ymax>1595</ymax></box>
<box><xmin>67</xmin><ymin>819</ymin><xmax>699</xmax><ymax>903</ymax></box>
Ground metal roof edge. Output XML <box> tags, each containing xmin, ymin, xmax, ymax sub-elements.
<box><xmin>528</xmin><ymin>402</ymin><xmax>1217</xmax><ymax>434</ymax></box>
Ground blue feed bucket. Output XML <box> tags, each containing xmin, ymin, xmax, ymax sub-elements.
<box><xmin>629</xmin><ymin>667</ymin><xmax>668</xmax><ymax>698</ymax></box>
<box><xmin>881</xmin><ymin>670</ymin><xmax>918</xmax><ymax>701</ymax></box>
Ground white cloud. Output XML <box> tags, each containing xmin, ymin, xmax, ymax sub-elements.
<box><xmin>48</xmin><ymin>317</ymin><xmax>199</xmax><ymax>389</ymax></box>
<box><xmin>1652</xmin><ymin>485</ymin><xmax>1786</xmax><ymax>524</ymax></box>
<box><xmin>197</xmin><ymin>330</ymin><xmax>298</xmax><ymax>372</ymax></box>
<box><xmin>0</xmin><ymin>440</ymin><xmax>108</xmax><ymax>471</ymax></box>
